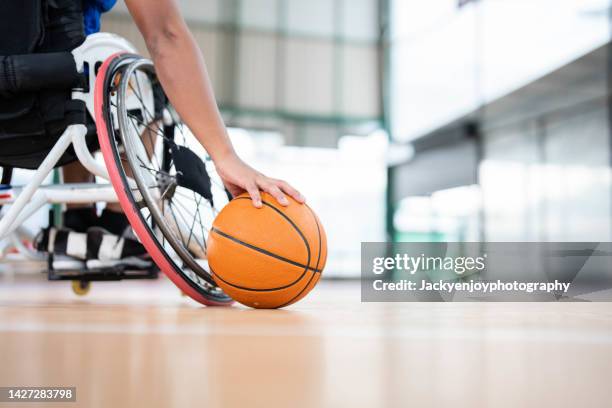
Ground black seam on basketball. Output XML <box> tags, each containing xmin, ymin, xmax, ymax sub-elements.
<box><xmin>233</xmin><ymin>197</ymin><xmax>311</xmax><ymax>262</ymax></box>
<box><xmin>278</xmin><ymin>204</ymin><xmax>323</xmax><ymax>308</ymax></box>
<box><xmin>211</xmin><ymin>197</ymin><xmax>314</xmax><ymax>293</ymax></box>
<box><xmin>211</xmin><ymin>227</ymin><xmax>322</xmax><ymax>273</ymax></box>
<box><xmin>211</xmin><ymin>265</ymin><xmax>315</xmax><ymax>293</ymax></box>
<box><xmin>236</xmin><ymin>198</ymin><xmax>313</xmax><ymax>273</ymax></box>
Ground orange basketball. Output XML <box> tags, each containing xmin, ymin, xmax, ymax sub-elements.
<box><xmin>207</xmin><ymin>192</ymin><xmax>327</xmax><ymax>309</ymax></box>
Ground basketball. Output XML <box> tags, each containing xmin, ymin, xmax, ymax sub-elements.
<box><xmin>207</xmin><ymin>192</ymin><xmax>327</xmax><ymax>309</ymax></box>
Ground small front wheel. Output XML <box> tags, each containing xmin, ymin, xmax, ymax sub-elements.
<box><xmin>71</xmin><ymin>280</ymin><xmax>91</xmax><ymax>296</ymax></box>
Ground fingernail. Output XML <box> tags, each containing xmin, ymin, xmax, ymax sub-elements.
<box><xmin>281</xmin><ymin>198</ymin><xmax>289</xmax><ymax>205</ymax></box>
<box><xmin>255</xmin><ymin>200</ymin><xmax>262</xmax><ymax>208</ymax></box>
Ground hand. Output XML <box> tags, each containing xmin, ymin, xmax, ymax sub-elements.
<box><xmin>214</xmin><ymin>153</ymin><xmax>305</xmax><ymax>208</ymax></box>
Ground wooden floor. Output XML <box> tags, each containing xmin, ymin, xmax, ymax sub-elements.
<box><xmin>0</xmin><ymin>274</ymin><xmax>611</xmax><ymax>408</ymax></box>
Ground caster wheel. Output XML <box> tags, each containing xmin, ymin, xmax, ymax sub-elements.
<box><xmin>72</xmin><ymin>280</ymin><xmax>91</xmax><ymax>296</ymax></box>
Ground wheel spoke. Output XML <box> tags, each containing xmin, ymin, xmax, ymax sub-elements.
<box><xmin>167</xmin><ymin>202</ymin><xmax>186</xmax><ymax>244</ymax></box>
<box><xmin>171</xmin><ymin>196</ymin><xmax>212</xmax><ymax>243</ymax></box>
<box><xmin>170</xmin><ymin>200</ymin><xmax>206</xmax><ymax>251</ymax></box>
<box><xmin>130</xmin><ymin>74</ymin><xmax>160</xmax><ymax>132</ymax></box>
<box><xmin>137</xmin><ymin>156</ymin><xmax>163</xmax><ymax>176</ymax></box>
<box><xmin>182</xmin><ymin>194</ymin><xmax>202</xmax><ymax>250</ymax></box>
<box><xmin>127</xmin><ymin>114</ymin><xmax>162</xmax><ymax>172</ymax></box>
<box><xmin>194</xmin><ymin>191</ymin><xmax>209</xmax><ymax>252</ymax></box>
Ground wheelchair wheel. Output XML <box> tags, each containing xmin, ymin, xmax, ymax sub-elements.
<box><xmin>95</xmin><ymin>53</ymin><xmax>233</xmax><ymax>306</ymax></box>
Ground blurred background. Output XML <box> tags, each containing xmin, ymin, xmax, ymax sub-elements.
<box><xmin>11</xmin><ymin>0</ymin><xmax>612</xmax><ymax>278</ymax></box>
<box><xmin>106</xmin><ymin>0</ymin><xmax>386</xmax><ymax>278</ymax></box>
<box><xmin>100</xmin><ymin>0</ymin><xmax>612</xmax><ymax>275</ymax></box>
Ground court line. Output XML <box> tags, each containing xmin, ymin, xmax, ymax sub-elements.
<box><xmin>1</xmin><ymin>321</ymin><xmax>612</xmax><ymax>345</ymax></box>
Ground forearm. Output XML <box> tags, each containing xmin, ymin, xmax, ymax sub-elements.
<box><xmin>124</xmin><ymin>0</ymin><xmax>303</xmax><ymax>206</ymax></box>
<box><xmin>151</xmin><ymin>28</ymin><xmax>234</xmax><ymax>160</ymax></box>
<box><xmin>126</xmin><ymin>0</ymin><xmax>234</xmax><ymax>161</ymax></box>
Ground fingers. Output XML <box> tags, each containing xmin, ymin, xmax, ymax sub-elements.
<box><xmin>260</xmin><ymin>181</ymin><xmax>289</xmax><ymax>206</ymax></box>
<box><xmin>277</xmin><ymin>180</ymin><xmax>305</xmax><ymax>203</ymax></box>
<box><xmin>256</xmin><ymin>178</ymin><xmax>305</xmax><ymax>207</ymax></box>
<box><xmin>245</xmin><ymin>182</ymin><xmax>262</xmax><ymax>208</ymax></box>
<box><xmin>240</xmin><ymin>174</ymin><xmax>304</xmax><ymax>208</ymax></box>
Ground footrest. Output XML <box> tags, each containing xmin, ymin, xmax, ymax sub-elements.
<box><xmin>47</xmin><ymin>254</ymin><xmax>158</xmax><ymax>282</ymax></box>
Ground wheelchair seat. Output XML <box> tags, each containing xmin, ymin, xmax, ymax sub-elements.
<box><xmin>0</xmin><ymin>0</ymin><xmax>96</xmax><ymax>170</ymax></box>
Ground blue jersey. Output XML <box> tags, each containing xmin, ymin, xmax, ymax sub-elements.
<box><xmin>84</xmin><ymin>0</ymin><xmax>117</xmax><ymax>35</ymax></box>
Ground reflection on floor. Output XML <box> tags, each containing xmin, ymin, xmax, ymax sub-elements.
<box><xmin>1</xmin><ymin>274</ymin><xmax>611</xmax><ymax>408</ymax></box>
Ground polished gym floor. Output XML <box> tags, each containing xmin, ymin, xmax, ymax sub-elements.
<box><xmin>1</xmin><ymin>272</ymin><xmax>611</xmax><ymax>408</ymax></box>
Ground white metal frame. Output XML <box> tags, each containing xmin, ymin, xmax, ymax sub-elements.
<box><xmin>0</xmin><ymin>33</ymin><xmax>138</xmax><ymax>259</ymax></box>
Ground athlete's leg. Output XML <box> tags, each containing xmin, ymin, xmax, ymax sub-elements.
<box><xmin>62</xmin><ymin>161</ymin><xmax>94</xmax><ymax>208</ymax></box>
<box><xmin>62</xmin><ymin>161</ymin><xmax>128</xmax><ymax>234</ymax></box>
<box><xmin>62</xmin><ymin>161</ymin><xmax>97</xmax><ymax>232</ymax></box>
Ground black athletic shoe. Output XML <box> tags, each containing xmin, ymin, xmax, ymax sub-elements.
<box><xmin>35</xmin><ymin>226</ymin><xmax>150</xmax><ymax>269</ymax></box>
<box><xmin>97</xmin><ymin>209</ymin><xmax>131</xmax><ymax>236</ymax></box>
<box><xmin>62</xmin><ymin>208</ymin><xmax>131</xmax><ymax>236</ymax></box>
<box><xmin>64</xmin><ymin>207</ymin><xmax>98</xmax><ymax>233</ymax></box>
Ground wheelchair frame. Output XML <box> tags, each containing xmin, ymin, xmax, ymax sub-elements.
<box><xmin>0</xmin><ymin>33</ymin><xmax>234</xmax><ymax>306</ymax></box>
<box><xmin>0</xmin><ymin>33</ymin><xmax>139</xmax><ymax>258</ymax></box>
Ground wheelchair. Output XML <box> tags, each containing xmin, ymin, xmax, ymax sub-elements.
<box><xmin>0</xmin><ymin>33</ymin><xmax>233</xmax><ymax>306</ymax></box>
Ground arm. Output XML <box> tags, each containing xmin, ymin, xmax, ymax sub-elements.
<box><xmin>124</xmin><ymin>0</ymin><xmax>304</xmax><ymax>207</ymax></box>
